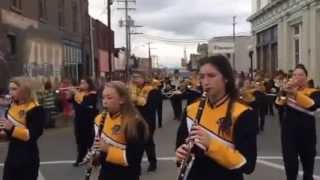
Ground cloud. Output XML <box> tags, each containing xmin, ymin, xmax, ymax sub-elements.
<box><xmin>89</xmin><ymin>0</ymin><xmax>252</xmax><ymax>68</ymax></box>
<box><xmin>132</xmin><ymin>0</ymin><xmax>252</xmax><ymax>38</ymax></box>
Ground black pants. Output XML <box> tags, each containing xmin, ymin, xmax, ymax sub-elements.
<box><xmin>266</xmin><ymin>96</ymin><xmax>275</xmax><ymax>115</ymax></box>
<box><xmin>75</xmin><ymin>127</ymin><xmax>94</xmax><ymax>163</ymax></box>
<box><xmin>156</xmin><ymin>98</ymin><xmax>163</xmax><ymax>128</ymax></box>
<box><xmin>170</xmin><ymin>95</ymin><xmax>182</xmax><ymax>120</ymax></box>
<box><xmin>145</xmin><ymin>128</ymin><xmax>157</xmax><ymax>165</ymax></box>
<box><xmin>3</xmin><ymin>163</ymin><xmax>39</xmax><ymax>180</ymax></box>
<box><xmin>281</xmin><ymin>126</ymin><xmax>316</xmax><ymax>180</ymax></box>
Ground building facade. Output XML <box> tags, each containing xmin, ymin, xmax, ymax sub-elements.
<box><xmin>93</xmin><ymin>19</ymin><xmax>114</xmax><ymax>78</ymax></box>
<box><xmin>248</xmin><ymin>0</ymin><xmax>320</xmax><ymax>84</ymax></box>
<box><xmin>0</xmin><ymin>0</ymin><xmax>89</xmax><ymax>89</ymax></box>
<box><xmin>208</xmin><ymin>36</ymin><xmax>255</xmax><ymax>73</ymax></box>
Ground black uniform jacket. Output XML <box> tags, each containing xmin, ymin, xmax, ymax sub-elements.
<box><xmin>5</xmin><ymin>101</ymin><xmax>45</xmax><ymax>167</ymax></box>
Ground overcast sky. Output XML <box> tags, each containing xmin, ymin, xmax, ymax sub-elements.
<box><xmin>89</xmin><ymin>0</ymin><xmax>253</xmax><ymax>68</ymax></box>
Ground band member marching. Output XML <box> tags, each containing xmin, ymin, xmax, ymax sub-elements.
<box><xmin>66</xmin><ymin>78</ymin><xmax>98</xmax><ymax>166</ymax></box>
<box><xmin>94</xmin><ymin>81</ymin><xmax>149</xmax><ymax>180</ymax></box>
<box><xmin>0</xmin><ymin>77</ymin><xmax>45</xmax><ymax>180</ymax></box>
<box><xmin>275</xmin><ymin>64</ymin><xmax>320</xmax><ymax>180</ymax></box>
<box><xmin>151</xmin><ymin>78</ymin><xmax>163</xmax><ymax>128</ymax></box>
<box><xmin>130</xmin><ymin>71</ymin><xmax>158</xmax><ymax>171</ymax></box>
<box><xmin>176</xmin><ymin>55</ymin><xmax>258</xmax><ymax>180</ymax></box>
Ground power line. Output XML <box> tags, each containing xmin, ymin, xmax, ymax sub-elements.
<box><xmin>135</xmin><ymin>34</ymin><xmax>208</xmax><ymax>44</ymax></box>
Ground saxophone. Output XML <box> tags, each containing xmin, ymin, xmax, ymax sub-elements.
<box><xmin>177</xmin><ymin>92</ymin><xmax>207</xmax><ymax>180</ymax></box>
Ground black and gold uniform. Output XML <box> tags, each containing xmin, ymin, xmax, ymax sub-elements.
<box><xmin>72</xmin><ymin>90</ymin><xmax>98</xmax><ymax>164</ymax></box>
<box><xmin>253</xmin><ymin>81</ymin><xmax>267</xmax><ymax>132</ymax></box>
<box><xmin>239</xmin><ymin>87</ymin><xmax>259</xmax><ymax>132</ymax></box>
<box><xmin>182</xmin><ymin>78</ymin><xmax>202</xmax><ymax>106</ymax></box>
<box><xmin>176</xmin><ymin>95</ymin><xmax>257</xmax><ymax>180</ymax></box>
<box><xmin>151</xmin><ymin>79</ymin><xmax>163</xmax><ymax>128</ymax></box>
<box><xmin>3</xmin><ymin>101</ymin><xmax>45</xmax><ymax>180</ymax></box>
<box><xmin>275</xmin><ymin>88</ymin><xmax>320</xmax><ymax>180</ymax></box>
<box><xmin>130</xmin><ymin>83</ymin><xmax>158</xmax><ymax>169</ymax></box>
<box><xmin>95</xmin><ymin>113</ymin><xmax>146</xmax><ymax>180</ymax></box>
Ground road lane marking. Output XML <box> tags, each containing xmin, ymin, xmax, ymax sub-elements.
<box><xmin>1</xmin><ymin>156</ymin><xmax>320</xmax><ymax>166</ymax></box>
<box><xmin>258</xmin><ymin>159</ymin><xmax>320</xmax><ymax>180</ymax></box>
<box><xmin>1</xmin><ymin>155</ymin><xmax>320</xmax><ymax>180</ymax></box>
<box><xmin>38</xmin><ymin>170</ymin><xmax>46</xmax><ymax>180</ymax></box>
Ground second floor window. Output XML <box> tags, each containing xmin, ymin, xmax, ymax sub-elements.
<box><xmin>11</xmin><ymin>0</ymin><xmax>22</xmax><ymax>10</ymax></box>
<box><xmin>39</xmin><ymin>0</ymin><xmax>47</xmax><ymax>20</ymax></box>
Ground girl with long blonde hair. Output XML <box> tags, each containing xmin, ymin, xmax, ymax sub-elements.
<box><xmin>94</xmin><ymin>81</ymin><xmax>149</xmax><ymax>180</ymax></box>
<box><xmin>0</xmin><ymin>76</ymin><xmax>45</xmax><ymax>180</ymax></box>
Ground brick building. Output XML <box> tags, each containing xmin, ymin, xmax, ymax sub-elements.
<box><xmin>0</xmin><ymin>0</ymin><xmax>93</xmax><ymax>89</ymax></box>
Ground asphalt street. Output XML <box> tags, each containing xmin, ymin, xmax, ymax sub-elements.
<box><xmin>0</xmin><ymin>100</ymin><xmax>320</xmax><ymax>180</ymax></box>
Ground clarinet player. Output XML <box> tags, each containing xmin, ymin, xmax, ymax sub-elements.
<box><xmin>175</xmin><ymin>55</ymin><xmax>258</xmax><ymax>180</ymax></box>
<box><xmin>93</xmin><ymin>81</ymin><xmax>149</xmax><ymax>180</ymax></box>
<box><xmin>0</xmin><ymin>77</ymin><xmax>45</xmax><ymax>180</ymax></box>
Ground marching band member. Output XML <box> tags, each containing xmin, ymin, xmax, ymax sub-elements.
<box><xmin>151</xmin><ymin>78</ymin><xmax>163</xmax><ymax>128</ymax></box>
<box><xmin>170</xmin><ymin>72</ymin><xmax>183</xmax><ymax>121</ymax></box>
<box><xmin>275</xmin><ymin>64</ymin><xmax>320</xmax><ymax>180</ymax></box>
<box><xmin>66</xmin><ymin>78</ymin><xmax>98</xmax><ymax>167</ymax></box>
<box><xmin>176</xmin><ymin>55</ymin><xmax>257</xmax><ymax>180</ymax></box>
<box><xmin>183</xmin><ymin>71</ymin><xmax>202</xmax><ymax>105</ymax></box>
<box><xmin>0</xmin><ymin>77</ymin><xmax>45</xmax><ymax>180</ymax></box>
<box><xmin>130</xmin><ymin>71</ymin><xmax>158</xmax><ymax>171</ymax></box>
<box><xmin>94</xmin><ymin>81</ymin><xmax>149</xmax><ymax>180</ymax></box>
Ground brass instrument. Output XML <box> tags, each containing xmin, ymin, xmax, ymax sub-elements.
<box><xmin>55</xmin><ymin>86</ymin><xmax>79</xmax><ymax>93</ymax></box>
<box><xmin>275</xmin><ymin>78</ymin><xmax>296</xmax><ymax>104</ymax></box>
<box><xmin>239</xmin><ymin>89</ymin><xmax>256</xmax><ymax>104</ymax></box>
<box><xmin>177</xmin><ymin>92</ymin><xmax>207</xmax><ymax>180</ymax></box>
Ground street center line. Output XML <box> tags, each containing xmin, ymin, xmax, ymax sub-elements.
<box><xmin>258</xmin><ymin>159</ymin><xmax>320</xmax><ymax>180</ymax></box>
<box><xmin>38</xmin><ymin>170</ymin><xmax>46</xmax><ymax>180</ymax></box>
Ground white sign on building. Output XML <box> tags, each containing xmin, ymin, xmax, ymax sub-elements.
<box><xmin>210</xmin><ymin>42</ymin><xmax>234</xmax><ymax>54</ymax></box>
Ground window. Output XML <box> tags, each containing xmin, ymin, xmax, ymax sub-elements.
<box><xmin>11</xmin><ymin>0</ymin><xmax>22</xmax><ymax>12</ymax></box>
<box><xmin>7</xmin><ymin>34</ymin><xmax>16</xmax><ymax>56</ymax></box>
<box><xmin>58</xmin><ymin>0</ymin><xmax>65</xmax><ymax>28</ymax></box>
<box><xmin>292</xmin><ymin>24</ymin><xmax>302</xmax><ymax>65</ymax></box>
<box><xmin>39</xmin><ymin>0</ymin><xmax>47</xmax><ymax>20</ymax></box>
<box><xmin>257</xmin><ymin>0</ymin><xmax>261</xmax><ymax>10</ymax></box>
<box><xmin>72</xmin><ymin>2</ymin><xmax>79</xmax><ymax>33</ymax></box>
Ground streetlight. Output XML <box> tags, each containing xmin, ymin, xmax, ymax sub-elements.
<box><xmin>248</xmin><ymin>45</ymin><xmax>254</xmax><ymax>81</ymax></box>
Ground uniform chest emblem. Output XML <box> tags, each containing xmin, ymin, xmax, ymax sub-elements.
<box><xmin>18</xmin><ymin>110</ymin><xmax>26</xmax><ymax>119</ymax></box>
<box><xmin>112</xmin><ymin>125</ymin><xmax>121</xmax><ymax>135</ymax></box>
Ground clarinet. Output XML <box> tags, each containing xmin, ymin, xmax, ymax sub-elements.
<box><xmin>177</xmin><ymin>92</ymin><xmax>207</xmax><ymax>180</ymax></box>
<box><xmin>84</xmin><ymin>110</ymin><xmax>108</xmax><ymax>180</ymax></box>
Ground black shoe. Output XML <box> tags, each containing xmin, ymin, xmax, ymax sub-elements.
<box><xmin>73</xmin><ymin>161</ymin><xmax>80</xmax><ymax>167</ymax></box>
<box><xmin>147</xmin><ymin>164</ymin><xmax>157</xmax><ymax>172</ymax></box>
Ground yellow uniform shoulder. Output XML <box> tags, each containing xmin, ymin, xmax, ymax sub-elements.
<box><xmin>232</xmin><ymin>102</ymin><xmax>251</xmax><ymax>121</ymax></box>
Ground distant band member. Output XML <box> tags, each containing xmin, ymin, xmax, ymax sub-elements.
<box><xmin>275</xmin><ymin>64</ymin><xmax>320</xmax><ymax>180</ymax></box>
<box><xmin>0</xmin><ymin>77</ymin><xmax>45</xmax><ymax>180</ymax></box>
<box><xmin>67</xmin><ymin>78</ymin><xmax>98</xmax><ymax>166</ymax></box>
<box><xmin>95</xmin><ymin>81</ymin><xmax>149</xmax><ymax>180</ymax></box>
<box><xmin>176</xmin><ymin>55</ymin><xmax>257</xmax><ymax>180</ymax></box>
<box><xmin>130</xmin><ymin>72</ymin><xmax>158</xmax><ymax>171</ymax></box>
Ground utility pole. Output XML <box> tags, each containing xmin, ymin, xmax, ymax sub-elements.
<box><xmin>107</xmin><ymin>0</ymin><xmax>113</xmax><ymax>80</ymax></box>
<box><xmin>117</xmin><ymin>0</ymin><xmax>136</xmax><ymax>79</ymax></box>
<box><xmin>232</xmin><ymin>16</ymin><xmax>236</xmax><ymax>70</ymax></box>
<box><xmin>89</xmin><ymin>17</ymin><xmax>95</xmax><ymax>79</ymax></box>
<box><xmin>148</xmin><ymin>42</ymin><xmax>151</xmax><ymax>74</ymax></box>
